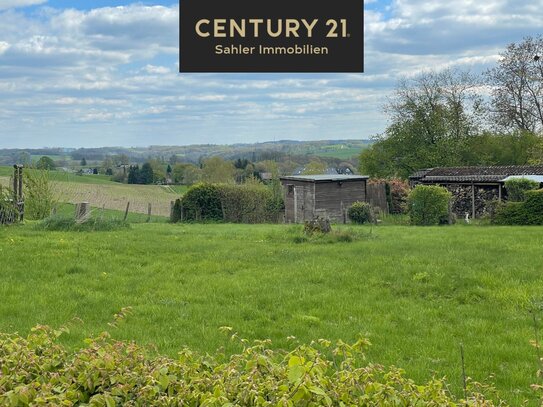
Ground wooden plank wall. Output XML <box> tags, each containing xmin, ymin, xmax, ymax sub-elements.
<box><xmin>367</xmin><ymin>183</ymin><xmax>389</xmax><ymax>214</ymax></box>
<box><xmin>314</xmin><ymin>181</ymin><xmax>366</xmax><ymax>223</ymax></box>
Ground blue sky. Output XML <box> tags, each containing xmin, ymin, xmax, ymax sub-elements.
<box><xmin>0</xmin><ymin>0</ymin><xmax>542</xmax><ymax>148</ymax></box>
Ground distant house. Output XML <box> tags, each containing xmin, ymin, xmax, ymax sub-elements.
<box><xmin>280</xmin><ymin>175</ymin><xmax>368</xmax><ymax>223</ymax></box>
<box><xmin>409</xmin><ymin>165</ymin><xmax>543</xmax><ymax>218</ymax></box>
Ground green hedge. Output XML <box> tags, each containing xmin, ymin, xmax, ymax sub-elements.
<box><xmin>175</xmin><ymin>182</ymin><xmax>284</xmax><ymax>223</ymax></box>
<box><xmin>180</xmin><ymin>183</ymin><xmax>223</xmax><ymax>222</ymax></box>
<box><xmin>219</xmin><ymin>183</ymin><xmax>283</xmax><ymax>223</ymax></box>
<box><xmin>524</xmin><ymin>189</ymin><xmax>543</xmax><ymax>224</ymax></box>
<box><xmin>407</xmin><ymin>185</ymin><xmax>451</xmax><ymax>226</ymax></box>
<box><xmin>494</xmin><ymin>189</ymin><xmax>543</xmax><ymax>225</ymax></box>
<box><xmin>0</xmin><ymin>326</ymin><xmax>500</xmax><ymax>406</ymax></box>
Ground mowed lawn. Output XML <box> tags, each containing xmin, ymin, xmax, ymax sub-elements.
<box><xmin>1</xmin><ymin>224</ymin><xmax>542</xmax><ymax>404</ymax></box>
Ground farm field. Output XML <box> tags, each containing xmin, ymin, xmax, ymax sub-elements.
<box><xmin>0</xmin><ymin>166</ymin><xmax>185</xmax><ymax>216</ymax></box>
<box><xmin>0</xmin><ymin>223</ymin><xmax>542</xmax><ymax>404</ymax></box>
<box><xmin>55</xmin><ymin>203</ymin><xmax>169</xmax><ymax>223</ymax></box>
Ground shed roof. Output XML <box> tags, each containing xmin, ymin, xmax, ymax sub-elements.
<box><xmin>410</xmin><ymin>165</ymin><xmax>543</xmax><ymax>183</ymax></box>
<box><xmin>280</xmin><ymin>175</ymin><xmax>368</xmax><ymax>183</ymax></box>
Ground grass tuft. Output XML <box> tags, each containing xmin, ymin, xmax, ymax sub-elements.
<box><xmin>37</xmin><ymin>215</ymin><xmax>130</xmax><ymax>232</ymax></box>
<box><xmin>291</xmin><ymin>227</ymin><xmax>370</xmax><ymax>244</ymax></box>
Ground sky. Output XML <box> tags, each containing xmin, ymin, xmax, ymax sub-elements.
<box><xmin>0</xmin><ymin>0</ymin><xmax>542</xmax><ymax>148</ymax></box>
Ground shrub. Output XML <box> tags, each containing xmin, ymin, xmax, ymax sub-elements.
<box><xmin>407</xmin><ymin>185</ymin><xmax>451</xmax><ymax>226</ymax></box>
<box><xmin>303</xmin><ymin>217</ymin><xmax>332</xmax><ymax>234</ymax></box>
<box><xmin>369</xmin><ymin>179</ymin><xmax>410</xmax><ymax>215</ymax></box>
<box><xmin>386</xmin><ymin>178</ymin><xmax>410</xmax><ymax>214</ymax></box>
<box><xmin>505</xmin><ymin>178</ymin><xmax>539</xmax><ymax>201</ymax></box>
<box><xmin>494</xmin><ymin>189</ymin><xmax>543</xmax><ymax>225</ymax></box>
<box><xmin>494</xmin><ymin>202</ymin><xmax>526</xmax><ymax>225</ymax></box>
<box><xmin>170</xmin><ymin>198</ymin><xmax>183</xmax><ymax>223</ymax></box>
<box><xmin>0</xmin><ymin>326</ymin><xmax>500</xmax><ymax>406</ymax></box>
<box><xmin>180</xmin><ymin>183</ymin><xmax>223</xmax><ymax>222</ymax></box>
<box><xmin>348</xmin><ymin>201</ymin><xmax>373</xmax><ymax>224</ymax></box>
<box><xmin>37</xmin><ymin>215</ymin><xmax>130</xmax><ymax>231</ymax></box>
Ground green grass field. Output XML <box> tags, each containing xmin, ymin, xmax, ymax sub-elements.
<box><xmin>0</xmin><ymin>223</ymin><xmax>542</xmax><ymax>404</ymax></box>
<box><xmin>0</xmin><ymin>166</ymin><xmax>112</xmax><ymax>184</ymax></box>
<box><xmin>315</xmin><ymin>147</ymin><xmax>364</xmax><ymax>160</ymax></box>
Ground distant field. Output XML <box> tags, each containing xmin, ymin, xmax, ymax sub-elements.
<box><xmin>51</xmin><ymin>181</ymin><xmax>180</xmax><ymax>216</ymax></box>
<box><xmin>315</xmin><ymin>147</ymin><xmax>363</xmax><ymax>160</ymax></box>
<box><xmin>0</xmin><ymin>166</ymin><xmax>184</xmax><ymax>216</ymax></box>
<box><xmin>0</xmin><ymin>224</ymin><xmax>542</xmax><ymax>404</ymax></box>
<box><xmin>0</xmin><ymin>166</ymin><xmax>115</xmax><ymax>185</ymax></box>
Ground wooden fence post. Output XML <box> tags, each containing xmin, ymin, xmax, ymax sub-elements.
<box><xmin>147</xmin><ymin>203</ymin><xmax>152</xmax><ymax>223</ymax></box>
<box><xmin>123</xmin><ymin>202</ymin><xmax>130</xmax><ymax>221</ymax></box>
<box><xmin>75</xmin><ymin>202</ymin><xmax>90</xmax><ymax>222</ymax></box>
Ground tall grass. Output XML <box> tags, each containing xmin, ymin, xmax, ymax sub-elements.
<box><xmin>24</xmin><ymin>169</ymin><xmax>57</xmax><ymax>220</ymax></box>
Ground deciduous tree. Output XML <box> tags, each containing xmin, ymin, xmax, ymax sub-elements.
<box><xmin>485</xmin><ymin>36</ymin><xmax>543</xmax><ymax>134</ymax></box>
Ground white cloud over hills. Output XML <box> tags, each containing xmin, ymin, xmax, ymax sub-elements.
<box><xmin>0</xmin><ymin>1</ymin><xmax>542</xmax><ymax>148</ymax></box>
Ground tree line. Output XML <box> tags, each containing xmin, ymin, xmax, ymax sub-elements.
<box><xmin>360</xmin><ymin>36</ymin><xmax>543</xmax><ymax>179</ymax></box>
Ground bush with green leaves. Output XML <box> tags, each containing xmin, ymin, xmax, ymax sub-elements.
<box><xmin>347</xmin><ymin>201</ymin><xmax>373</xmax><ymax>224</ymax></box>
<box><xmin>387</xmin><ymin>178</ymin><xmax>410</xmax><ymax>214</ymax></box>
<box><xmin>505</xmin><ymin>178</ymin><xmax>540</xmax><ymax>202</ymax></box>
<box><xmin>494</xmin><ymin>189</ymin><xmax>543</xmax><ymax>225</ymax></box>
<box><xmin>407</xmin><ymin>185</ymin><xmax>451</xmax><ymax>226</ymax></box>
<box><xmin>371</xmin><ymin>178</ymin><xmax>410</xmax><ymax>215</ymax></box>
<box><xmin>180</xmin><ymin>183</ymin><xmax>223</xmax><ymax>222</ymax></box>
<box><xmin>24</xmin><ymin>169</ymin><xmax>57</xmax><ymax>220</ymax></box>
<box><xmin>0</xmin><ymin>325</ymin><xmax>501</xmax><ymax>406</ymax></box>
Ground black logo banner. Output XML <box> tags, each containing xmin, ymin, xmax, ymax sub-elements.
<box><xmin>179</xmin><ymin>0</ymin><xmax>364</xmax><ymax>73</ymax></box>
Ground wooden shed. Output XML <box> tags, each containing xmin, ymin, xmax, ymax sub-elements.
<box><xmin>280</xmin><ymin>175</ymin><xmax>368</xmax><ymax>223</ymax></box>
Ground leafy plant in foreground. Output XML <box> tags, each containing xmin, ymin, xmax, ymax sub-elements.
<box><xmin>0</xmin><ymin>325</ymin><xmax>504</xmax><ymax>406</ymax></box>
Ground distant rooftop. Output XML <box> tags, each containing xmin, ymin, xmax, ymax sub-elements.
<box><xmin>280</xmin><ymin>175</ymin><xmax>368</xmax><ymax>183</ymax></box>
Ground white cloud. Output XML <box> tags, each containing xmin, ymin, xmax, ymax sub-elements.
<box><xmin>0</xmin><ymin>0</ymin><xmax>46</xmax><ymax>10</ymax></box>
<box><xmin>143</xmin><ymin>65</ymin><xmax>170</xmax><ymax>74</ymax></box>
<box><xmin>0</xmin><ymin>41</ymin><xmax>10</xmax><ymax>54</ymax></box>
